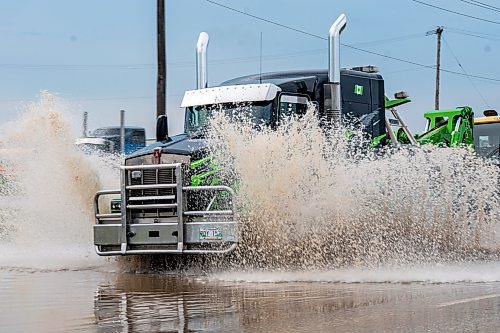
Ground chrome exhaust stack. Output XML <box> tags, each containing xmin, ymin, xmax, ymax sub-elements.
<box><xmin>196</xmin><ymin>32</ymin><xmax>210</xmax><ymax>89</ymax></box>
<box><xmin>324</xmin><ymin>14</ymin><xmax>347</xmax><ymax>126</ymax></box>
<box><xmin>328</xmin><ymin>14</ymin><xmax>346</xmax><ymax>85</ymax></box>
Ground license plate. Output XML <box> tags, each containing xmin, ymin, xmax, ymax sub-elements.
<box><xmin>199</xmin><ymin>228</ymin><xmax>223</xmax><ymax>241</ymax></box>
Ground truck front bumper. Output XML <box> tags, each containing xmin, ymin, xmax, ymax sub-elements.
<box><xmin>93</xmin><ymin>163</ymin><xmax>238</xmax><ymax>256</ymax></box>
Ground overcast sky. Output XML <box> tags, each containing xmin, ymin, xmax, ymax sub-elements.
<box><xmin>1</xmin><ymin>0</ymin><xmax>500</xmax><ymax>137</ymax></box>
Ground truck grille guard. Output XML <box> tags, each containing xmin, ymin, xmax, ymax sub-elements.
<box><xmin>93</xmin><ymin>163</ymin><xmax>238</xmax><ymax>256</ymax></box>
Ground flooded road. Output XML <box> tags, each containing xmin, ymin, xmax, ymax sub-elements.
<box><xmin>2</xmin><ymin>265</ymin><xmax>500</xmax><ymax>333</ymax></box>
<box><xmin>1</xmin><ymin>95</ymin><xmax>499</xmax><ymax>332</ymax></box>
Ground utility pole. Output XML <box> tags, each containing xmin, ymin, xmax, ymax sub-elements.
<box><xmin>431</xmin><ymin>26</ymin><xmax>444</xmax><ymax>110</ymax></box>
<box><xmin>157</xmin><ymin>0</ymin><xmax>166</xmax><ymax>118</ymax></box>
<box><xmin>82</xmin><ymin>111</ymin><xmax>88</xmax><ymax>137</ymax></box>
<box><xmin>120</xmin><ymin>109</ymin><xmax>125</xmax><ymax>155</ymax></box>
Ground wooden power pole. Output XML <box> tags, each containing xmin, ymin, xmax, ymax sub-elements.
<box><xmin>434</xmin><ymin>26</ymin><xmax>443</xmax><ymax>110</ymax></box>
<box><xmin>157</xmin><ymin>0</ymin><xmax>166</xmax><ymax>118</ymax></box>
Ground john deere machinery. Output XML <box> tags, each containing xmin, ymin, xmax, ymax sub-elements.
<box><xmin>93</xmin><ymin>14</ymin><xmax>478</xmax><ymax>256</ymax></box>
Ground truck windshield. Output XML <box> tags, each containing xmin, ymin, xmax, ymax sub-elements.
<box><xmin>474</xmin><ymin>122</ymin><xmax>500</xmax><ymax>159</ymax></box>
<box><xmin>184</xmin><ymin>101</ymin><xmax>273</xmax><ymax>134</ymax></box>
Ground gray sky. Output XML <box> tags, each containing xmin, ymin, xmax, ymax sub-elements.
<box><xmin>1</xmin><ymin>0</ymin><xmax>500</xmax><ymax>137</ymax></box>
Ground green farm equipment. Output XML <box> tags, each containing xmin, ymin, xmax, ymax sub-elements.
<box><xmin>379</xmin><ymin>93</ymin><xmax>474</xmax><ymax>148</ymax></box>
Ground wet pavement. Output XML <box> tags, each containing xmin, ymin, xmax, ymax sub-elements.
<box><xmin>1</xmin><ymin>267</ymin><xmax>500</xmax><ymax>333</ymax></box>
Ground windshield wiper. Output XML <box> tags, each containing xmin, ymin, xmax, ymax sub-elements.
<box><xmin>486</xmin><ymin>145</ymin><xmax>500</xmax><ymax>159</ymax></box>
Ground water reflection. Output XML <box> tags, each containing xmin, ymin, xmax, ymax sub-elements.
<box><xmin>93</xmin><ymin>273</ymin><xmax>421</xmax><ymax>333</ymax></box>
<box><xmin>95</xmin><ymin>274</ymin><xmax>239</xmax><ymax>333</ymax></box>
<box><xmin>1</xmin><ymin>269</ymin><xmax>500</xmax><ymax>333</ymax></box>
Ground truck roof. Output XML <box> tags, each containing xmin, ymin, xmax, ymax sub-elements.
<box><xmin>220</xmin><ymin>69</ymin><xmax>383</xmax><ymax>86</ymax></box>
<box><xmin>475</xmin><ymin>116</ymin><xmax>500</xmax><ymax>124</ymax></box>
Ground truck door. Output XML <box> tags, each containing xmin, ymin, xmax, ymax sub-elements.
<box><xmin>340</xmin><ymin>73</ymin><xmax>385</xmax><ymax>138</ymax></box>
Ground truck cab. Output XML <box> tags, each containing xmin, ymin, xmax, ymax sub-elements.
<box><xmin>474</xmin><ymin>110</ymin><xmax>500</xmax><ymax>160</ymax></box>
<box><xmin>182</xmin><ymin>69</ymin><xmax>386</xmax><ymax>139</ymax></box>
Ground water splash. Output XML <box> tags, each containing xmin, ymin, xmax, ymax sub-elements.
<box><xmin>209</xmin><ymin>262</ymin><xmax>500</xmax><ymax>284</ymax></box>
<box><xmin>2</xmin><ymin>96</ymin><xmax>497</xmax><ymax>275</ymax></box>
<box><xmin>0</xmin><ymin>91</ymin><xmax>120</xmax><ymax>270</ymax></box>
<box><xmin>207</xmin><ymin>107</ymin><xmax>500</xmax><ymax>269</ymax></box>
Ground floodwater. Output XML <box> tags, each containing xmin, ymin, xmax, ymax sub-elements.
<box><xmin>1</xmin><ymin>94</ymin><xmax>500</xmax><ymax>332</ymax></box>
<box><xmin>2</xmin><ymin>265</ymin><xmax>500</xmax><ymax>333</ymax></box>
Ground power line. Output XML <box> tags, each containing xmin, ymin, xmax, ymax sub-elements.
<box><xmin>445</xmin><ymin>27</ymin><xmax>500</xmax><ymax>42</ymax></box>
<box><xmin>0</xmin><ymin>49</ymin><xmax>331</xmax><ymax>72</ymax></box>
<box><xmin>383</xmin><ymin>67</ymin><xmax>426</xmax><ymax>75</ymax></box>
<box><xmin>456</xmin><ymin>0</ymin><xmax>500</xmax><ymax>13</ymax></box>
<box><xmin>0</xmin><ymin>64</ymin><xmax>153</xmax><ymax>70</ymax></box>
<box><xmin>459</xmin><ymin>0</ymin><xmax>500</xmax><ymax>12</ymax></box>
<box><xmin>442</xmin><ymin>36</ymin><xmax>491</xmax><ymax>108</ymax></box>
<box><xmin>443</xmin><ymin>26</ymin><xmax>500</xmax><ymax>38</ymax></box>
<box><xmin>69</xmin><ymin>96</ymin><xmax>154</xmax><ymax>102</ymax></box>
<box><xmin>445</xmin><ymin>29</ymin><xmax>500</xmax><ymax>42</ymax></box>
<box><xmin>0</xmin><ymin>50</ymin><xmax>328</xmax><ymax>73</ymax></box>
<box><xmin>172</xmin><ymin>33</ymin><xmax>428</xmax><ymax>67</ymax></box>
<box><xmin>205</xmin><ymin>0</ymin><xmax>500</xmax><ymax>83</ymax></box>
<box><xmin>342</xmin><ymin>44</ymin><xmax>500</xmax><ymax>83</ymax></box>
<box><xmin>470</xmin><ymin>0</ymin><xmax>500</xmax><ymax>11</ymax></box>
<box><xmin>410</xmin><ymin>0</ymin><xmax>500</xmax><ymax>25</ymax></box>
<box><xmin>205</xmin><ymin>0</ymin><xmax>324</xmax><ymax>40</ymax></box>
<box><xmin>206</xmin><ymin>3</ymin><xmax>423</xmax><ymax>50</ymax></box>
<box><xmin>350</xmin><ymin>32</ymin><xmax>426</xmax><ymax>47</ymax></box>
<box><xmin>0</xmin><ymin>50</ymin><xmax>326</xmax><ymax>71</ymax></box>
<box><xmin>0</xmin><ymin>96</ymin><xmax>155</xmax><ymax>102</ymax></box>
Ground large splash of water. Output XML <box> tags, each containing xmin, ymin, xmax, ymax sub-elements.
<box><xmin>207</xmin><ymin>107</ymin><xmax>500</xmax><ymax>269</ymax></box>
<box><xmin>1</xmin><ymin>96</ymin><xmax>498</xmax><ymax>279</ymax></box>
<box><xmin>0</xmin><ymin>92</ymin><xmax>120</xmax><ymax>270</ymax></box>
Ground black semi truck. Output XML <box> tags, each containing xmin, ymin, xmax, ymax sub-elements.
<box><xmin>182</xmin><ymin>68</ymin><xmax>385</xmax><ymax>139</ymax></box>
<box><xmin>93</xmin><ymin>14</ymin><xmax>390</xmax><ymax>256</ymax></box>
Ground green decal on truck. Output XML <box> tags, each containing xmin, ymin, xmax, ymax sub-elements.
<box><xmin>354</xmin><ymin>84</ymin><xmax>364</xmax><ymax>95</ymax></box>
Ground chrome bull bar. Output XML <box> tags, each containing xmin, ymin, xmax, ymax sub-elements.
<box><xmin>93</xmin><ymin>163</ymin><xmax>238</xmax><ymax>256</ymax></box>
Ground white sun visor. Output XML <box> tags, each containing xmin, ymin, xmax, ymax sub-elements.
<box><xmin>180</xmin><ymin>83</ymin><xmax>281</xmax><ymax>108</ymax></box>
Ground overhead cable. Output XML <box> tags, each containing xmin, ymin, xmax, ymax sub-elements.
<box><xmin>410</xmin><ymin>0</ymin><xmax>500</xmax><ymax>25</ymax></box>
<box><xmin>442</xmin><ymin>36</ymin><xmax>491</xmax><ymax>107</ymax></box>
<box><xmin>456</xmin><ymin>0</ymin><xmax>500</xmax><ymax>13</ymax></box>
<box><xmin>205</xmin><ymin>0</ymin><xmax>500</xmax><ymax>83</ymax></box>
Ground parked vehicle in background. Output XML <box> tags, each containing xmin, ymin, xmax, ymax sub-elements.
<box><xmin>474</xmin><ymin>110</ymin><xmax>500</xmax><ymax>160</ymax></box>
<box><xmin>75</xmin><ymin>126</ymin><xmax>147</xmax><ymax>155</ymax></box>
<box><xmin>91</xmin><ymin>126</ymin><xmax>146</xmax><ymax>155</ymax></box>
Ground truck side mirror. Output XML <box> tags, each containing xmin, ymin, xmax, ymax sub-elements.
<box><xmin>156</xmin><ymin>115</ymin><xmax>169</xmax><ymax>142</ymax></box>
